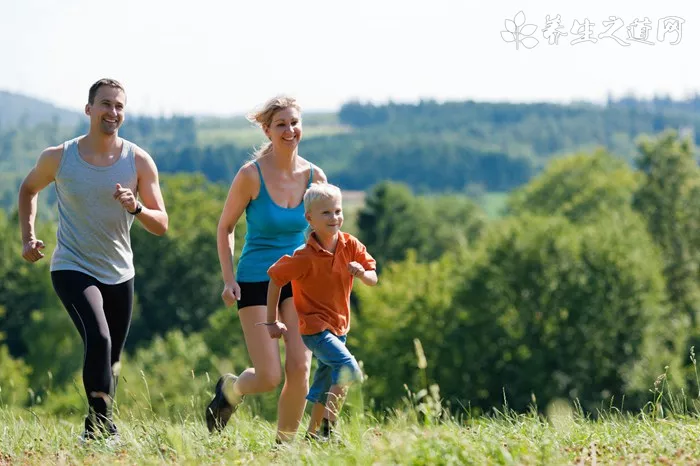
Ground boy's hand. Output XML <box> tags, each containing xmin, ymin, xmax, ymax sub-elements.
<box><xmin>266</xmin><ymin>321</ymin><xmax>288</xmax><ymax>339</ymax></box>
<box><xmin>348</xmin><ymin>261</ymin><xmax>366</xmax><ymax>277</ymax></box>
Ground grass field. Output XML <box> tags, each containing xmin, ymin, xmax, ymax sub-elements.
<box><xmin>3</xmin><ymin>402</ymin><xmax>700</xmax><ymax>465</ymax></box>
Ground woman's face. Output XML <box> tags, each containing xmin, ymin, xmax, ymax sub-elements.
<box><xmin>264</xmin><ymin>107</ymin><xmax>302</xmax><ymax>150</ymax></box>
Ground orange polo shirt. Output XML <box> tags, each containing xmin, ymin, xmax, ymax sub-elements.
<box><xmin>267</xmin><ymin>231</ymin><xmax>376</xmax><ymax>336</ymax></box>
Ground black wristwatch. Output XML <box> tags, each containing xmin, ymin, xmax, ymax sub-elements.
<box><xmin>128</xmin><ymin>202</ymin><xmax>143</xmax><ymax>215</ymax></box>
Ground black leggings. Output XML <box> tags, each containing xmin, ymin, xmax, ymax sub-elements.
<box><xmin>51</xmin><ymin>270</ymin><xmax>133</xmax><ymax>423</ymax></box>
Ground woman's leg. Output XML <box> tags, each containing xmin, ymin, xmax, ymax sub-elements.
<box><xmin>276</xmin><ymin>297</ymin><xmax>312</xmax><ymax>442</ymax></box>
<box><xmin>206</xmin><ymin>304</ymin><xmax>284</xmax><ymax>432</ymax></box>
<box><xmin>235</xmin><ymin>305</ymin><xmax>284</xmax><ymax>394</ymax></box>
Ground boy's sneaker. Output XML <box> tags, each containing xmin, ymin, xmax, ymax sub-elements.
<box><xmin>304</xmin><ymin>431</ymin><xmax>328</xmax><ymax>443</ymax></box>
<box><xmin>320</xmin><ymin>418</ymin><xmax>336</xmax><ymax>438</ymax></box>
<box><xmin>206</xmin><ymin>373</ymin><xmax>243</xmax><ymax>433</ymax></box>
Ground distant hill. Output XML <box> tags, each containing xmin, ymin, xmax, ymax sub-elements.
<box><xmin>0</xmin><ymin>91</ymin><xmax>82</xmax><ymax>129</ymax></box>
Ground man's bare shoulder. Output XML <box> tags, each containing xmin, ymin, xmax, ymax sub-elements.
<box><xmin>35</xmin><ymin>144</ymin><xmax>65</xmax><ymax>173</ymax></box>
<box><xmin>130</xmin><ymin>142</ymin><xmax>154</xmax><ymax>164</ymax></box>
<box><xmin>40</xmin><ymin>144</ymin><xmax>65</xmax><ymax>161</ymax></box>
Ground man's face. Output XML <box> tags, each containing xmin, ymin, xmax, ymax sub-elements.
<box><xmin>86</xmin><ymin>86</ymin><xmax>126</xmax><ymax>135</ymax></box>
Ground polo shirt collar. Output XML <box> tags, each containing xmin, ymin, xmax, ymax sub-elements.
<box><xmin>307</xmin><ymin>231</ymin><xmax>347</xmax><ymax>253</ymax></box>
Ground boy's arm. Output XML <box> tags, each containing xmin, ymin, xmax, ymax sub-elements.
<box><xmin>264</xmin><ymin>281</ymin><xmax>288</xmax><ymax>339</ymax></box>
<box><xmin>265</xmin><ymin>254</ymin><xmax>309</xmax><ymax>338</ymax></box>
<box><xmin>348</xmin><ymin>263</ymin><xmax>377</xmax><ymax>286</ymax></box>
<box><xmin>359</xmin><ymin>269</ymin><xmax>378</xmax><ymax>286</ymax></box>
<box><xmin>266</xmin><ymin>281</ymin><xmax>283</xmax><ymax>324</ymax></box>
<box><xmin>351</xmin><ymin>237</ymin><xmax>378</xmax><ymax>286</ymax></box>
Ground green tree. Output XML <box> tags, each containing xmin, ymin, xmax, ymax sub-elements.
<box><xmin>357</xmin><ymin>182</ymin><xmax>428</xmax><ymax>267</ymax></box>
<box><xmin>0</xmin><ymin>342</ymin><xmax>30</xmax><ymax>407</ymax></box>
<box><xmin>356</xmin><ymin>181</ymin><xmax>486</xmax><ymax>267</ymax></box>
<box><xmin>128</xmin><ymin>173</ymin><xmax>245</xmax><ymax>348</ymax></box>
<box><xmin>354</xmin><ymin>212</ymin><xmax>683</xmax><ymax>414</ymax></box>
<box><xmin>507</xmin><ymin>148</ymin><xmax>641</xmax><ymax>222</ymax></box>
<box><xmin>632</xmin><ymin>131</ymin><xmax>700</xmax><ymax>330</ymax></box>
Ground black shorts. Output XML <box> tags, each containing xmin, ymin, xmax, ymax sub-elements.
<box><xmin>237</xmin><ymin>281</ymin><xmax>293</xmax><ymax>310</ymax></box>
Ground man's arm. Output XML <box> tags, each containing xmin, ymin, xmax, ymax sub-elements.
<box><xmin>131</xmin><ymin>147</ymin><xmax>168</xmax><ymax>236</ymax></box>
<box><xmin>18</xmin><ymin>146</ymin><xmax>62</xmax><ymax>262</ymax></box>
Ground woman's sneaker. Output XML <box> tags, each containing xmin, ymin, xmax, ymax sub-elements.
<box><xmin>205</xmin><ymin>373</ymin><xmax>243</xmax><ymax>433</ymax></box>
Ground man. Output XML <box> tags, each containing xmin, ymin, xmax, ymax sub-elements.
<box><xmin>18</xmin><ymin>78</ymin><xmax>168</xmax><ymax>441</ymax></box>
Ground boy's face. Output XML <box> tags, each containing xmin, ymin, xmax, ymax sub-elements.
<box><xmin>306</xmin><ymin>196</ymin><xmax>344</xmax><ymax>237</ymax></box>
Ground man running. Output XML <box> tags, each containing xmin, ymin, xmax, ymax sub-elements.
<box><xmin>18</xmin><ymin>78</ymin><xmax>168</xmax><ymax>441</ymax></box>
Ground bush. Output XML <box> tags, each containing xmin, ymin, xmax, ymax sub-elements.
<box><xmin>354</xmin><ymin>210</ymin><xmax>686</xmax><ymax>415</ymax></box>
<box><xmin>0</xmin><ymin>344</ymin><xmax>30</xmax><ymax>407</ymax></box>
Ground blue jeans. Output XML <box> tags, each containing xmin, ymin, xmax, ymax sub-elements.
<box><xmin>301</xmin><ymin>330</ymin><xmax>363</xmax><ymax>404</ymax></box>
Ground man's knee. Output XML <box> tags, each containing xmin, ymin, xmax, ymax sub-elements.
<box><xmin>89</xmin><ymin>330</ymin><xmax>112</xmax><ymax>356</ymax></box>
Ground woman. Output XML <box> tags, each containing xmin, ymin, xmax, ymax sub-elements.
<box><xmin>205</xmin><ymin>96</ymin><xmax>327</xmax><ymax>443</ymax></box>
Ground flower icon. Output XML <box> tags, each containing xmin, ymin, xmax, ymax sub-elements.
<box><xmin>501</xmin><ymin>11</ymin><xmax>539</xmax><ymax>50</ymax></box>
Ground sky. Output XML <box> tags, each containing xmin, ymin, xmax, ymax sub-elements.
<box><xmin>1</xmin><ymin>0</ymin><xmax>697</xmax><ymax>117</ymax></box>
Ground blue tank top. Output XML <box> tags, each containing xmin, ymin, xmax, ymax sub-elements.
<box><xmin>236</xmin><ymin>161</ymin><xmax>313</xmax><ymax>282</ymax></box>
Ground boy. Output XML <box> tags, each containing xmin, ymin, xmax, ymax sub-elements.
<box><xmin>265</xmin><ymin>183</ymin><xmax>378</xmax><ymax>440</ymax></box>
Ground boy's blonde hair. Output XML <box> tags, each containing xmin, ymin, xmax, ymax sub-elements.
<box><xmin>303</xmin><ymin>183</ymin><xmax>343</xmax><ymax>213</ymax></box>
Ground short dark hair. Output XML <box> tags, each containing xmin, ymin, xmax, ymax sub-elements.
<box><xmin>88</xmin><ymin>78</ymin><xmax>126</xmax><ymax>105</ymax></box>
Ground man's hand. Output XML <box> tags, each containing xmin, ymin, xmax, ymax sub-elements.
<box><xmin>22</xmin><ymin>239</ymin><xmax>45</xmax><ymax>262</ymax></box>
<box><xmin>113</xmin><ymin>183</ymin><xmax>139</xmax><ymax>213</ymax></box>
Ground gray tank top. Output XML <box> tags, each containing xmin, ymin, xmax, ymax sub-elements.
<box><xmin>50</xmin><ymin>136</ymin><xmax>138</xmax><ymax>284</ymax></box>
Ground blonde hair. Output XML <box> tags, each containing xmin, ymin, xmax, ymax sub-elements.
<box><xmin>246</xmin><ymin>95</ymin><xmax>302</xmax><ymax>159</ymax></box>
<box><xmin>303</xmin><ymin>183</ymin><xmax>342</xmax><ymax>213</ymax></box>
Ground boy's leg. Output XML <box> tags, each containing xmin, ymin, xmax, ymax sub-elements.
<box><xmin>301</xmin><ymin>333</ymin><xmax>333</xmax><ymax>435</ymax></box>
<box><xmin>307</xmin><ymin>332</ymin><xmax>362</xmax><ymax>436</ymax></box>
<box><xmin>308</xmin><ymin>402</ymin><xmax>326</xmax><ymax>435</ymax></box>
<box><xmin>325</xmin><ymin>384</ymin><xmax>349</xmax><ymax>423</ymax></box>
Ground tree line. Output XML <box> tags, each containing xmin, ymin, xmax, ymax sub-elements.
<box><xmin>1</xmin><ymin>130</ymin><xmax>699</xmax><ymax>420</ymax></box>
<box><xmin>2</xmin><ymin>97</ymin><xmax>700</xmax><ymax>213</ymax></box>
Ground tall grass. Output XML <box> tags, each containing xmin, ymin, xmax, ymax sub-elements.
<box><xmin>2</xmin><ymin>344</ymin><xmax>700</xmax><ymax>464</ymax></box>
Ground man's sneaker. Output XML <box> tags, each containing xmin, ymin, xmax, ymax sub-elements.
<box><xmin>79</xmin><ymin>419</ymin><xmax>120</xmax><ymax>446</ymax></box>
<box><xmin>206</xmin><ymin>373</ymin><xmax>243</xmax><ymax>433</ymax></box>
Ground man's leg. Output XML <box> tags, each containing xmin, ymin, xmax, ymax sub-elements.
<box><xmin>51</xmin><ymin>271</ymin><xmax>114</xmax><ymax>437</ymax></box>
<box><xmin>100</xmin><ymin>277</ymin><xmax>134</xmax><ymax>429</ymax></box>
